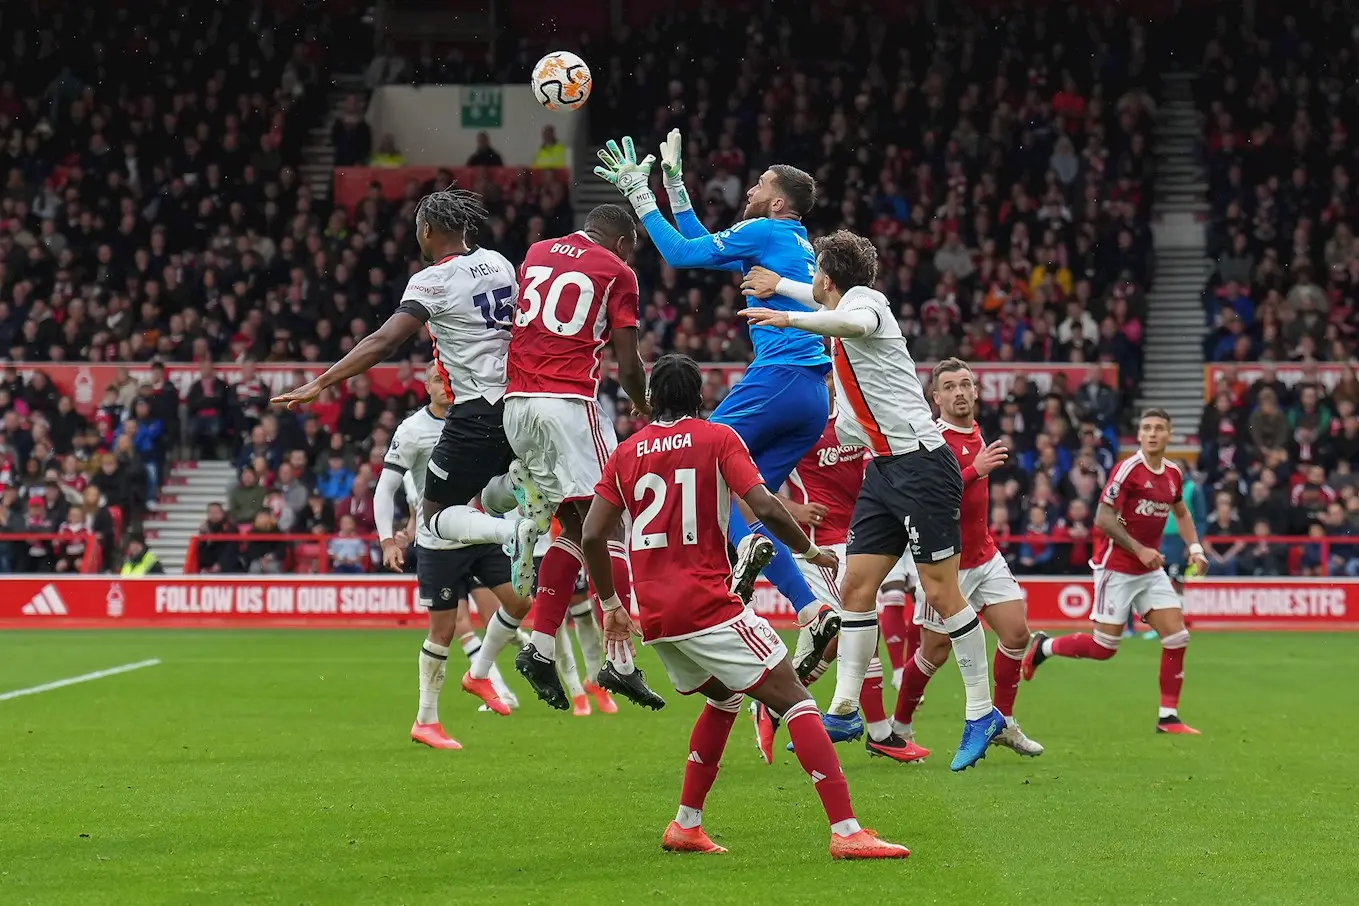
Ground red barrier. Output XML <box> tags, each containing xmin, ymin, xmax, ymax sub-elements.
<box><xmin>184</xmin><ymin>532</ymin><xmax>384</xmax><ymax>574</ymax></box>
<box><xmin>1</xmin><ymin>576</ymin><xmax>1355</xmax><ymax>630</ymax></box>
<box><xmin>332</xmin><ymin>166</ymin><xmax>570</xmax><ymax>209</ymax></box>
<box><xmin>16</xmin><ymin>362</ymin><xmax>1116</xmax><ymax>417</ymax></box>
<box><xmin>0</xmin><ymin>533</ymin><xmax>106</xmax><ymax>574</ymax></box>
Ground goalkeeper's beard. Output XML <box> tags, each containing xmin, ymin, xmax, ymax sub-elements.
<box><xmin>742</xmin><ymin>198</ymin><xmax>772</xmax><ymax>220</ymax></box>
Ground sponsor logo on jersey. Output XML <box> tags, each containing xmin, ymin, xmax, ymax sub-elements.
<box><xmin>410</xmin><ymin>283</ymin><xmax>446</xmax><ymax>296</ymax></box>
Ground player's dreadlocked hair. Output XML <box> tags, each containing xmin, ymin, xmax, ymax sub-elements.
<box><xmin>415</xmin><ymin>187</ymin><xmax>488</xmax><ymax>239</ymax></box>
<box><xmin>647</xmin><ymin>354</ymin><xmax>704</xmax><ymax>421</ymax></box>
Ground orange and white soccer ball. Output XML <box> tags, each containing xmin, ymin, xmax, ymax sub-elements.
<box><xmin>531</xmin><ymin>51</ymin><xmax>592</xmax><ymax>111</ymax></box>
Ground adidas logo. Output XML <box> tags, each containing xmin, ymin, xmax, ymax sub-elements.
<box><xmin>687</xmin><ymin>751</ymin><xmax>704</xmax><ymax>765</ymax></box>
<box><xmin>961</xmin><ymin>446</ymin><xmax>969</xmax><ymax>454</ymax></box>
<box><xmin>22</xmin><ymin>584</ymin><xmax>69</xmax><ymax>616</ymax></box>
<box><xmin>810</xmin><ymin>770</ymin><xmax>826</xmax><ymax>784</ymax></box>
<box><xmin>1144</xmin><ymin>480</ymin><xmax>1153</xmax><ymax>488</ymax></box>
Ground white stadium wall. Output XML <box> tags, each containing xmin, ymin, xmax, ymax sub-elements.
<box><xmin>365</xmin><ymin>85</ymin><xmax>583</xmax><ymax>167</ymax></box>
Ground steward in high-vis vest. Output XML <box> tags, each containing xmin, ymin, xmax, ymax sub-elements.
<box><xmin>119</xmin><ymin>533</ymin><xmax>165</xmax><ymax>576</ymax></box>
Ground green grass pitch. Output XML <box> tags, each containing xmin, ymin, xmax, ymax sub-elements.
<box><xmin>2</xmin><ymin>630</ymin><xmax>1357</xmax><ymax>905</ymax></box>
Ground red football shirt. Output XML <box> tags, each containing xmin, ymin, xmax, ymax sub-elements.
<box><xmin>507</xmin><ymin>232</ymin><xmax>640</xmax><ymax>400</ymax></box>
<box><xmin>595</xmin><ymin>417</ymin><xmax>765</xmax><ymax>642</ymax></box>
<box><xmin>784</xmin><ymin>421</ymin><xmax>867</xmax><ymax>547</ymax></box>
<box><xmin>937</xmin><ymin>419</ymin><xmax>998</xmax><ymax>569</ymax></box>
<box><xmin>1091</xmin><ymin>452</ymin><xmax>1184</xmax><ymax>574</ymax></box>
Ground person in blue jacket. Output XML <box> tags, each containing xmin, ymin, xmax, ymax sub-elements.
<box><xmin>596</xmin><ymin>134</ymin><xmax>839</xmax><ymax>654</ymax></box>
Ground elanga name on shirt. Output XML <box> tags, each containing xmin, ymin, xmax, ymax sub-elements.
<box><xmin>636</xmin><ymin>433</ymin><xmax>694</xmax><ymax>457</ymax></box>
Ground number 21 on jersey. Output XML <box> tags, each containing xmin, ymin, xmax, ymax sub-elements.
<box><xmin>632</xmin><ymin>468</ymin><xmax>697</xmax><ymax>551</ymax></box>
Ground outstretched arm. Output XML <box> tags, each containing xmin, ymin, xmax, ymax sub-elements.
<box><xmin>639</xmin><ymin>209</ymin><xmax>748</xmax><ymax>270</ymax></box>
<box><xmin>272</xmin><ymin>312</ymin><xmax>423</xmax><ymax>409</ymax></box>
<box><xmin>740</xmin><ymin>305</ymin><xmax>877</xmax><ymax>339</ymax></box>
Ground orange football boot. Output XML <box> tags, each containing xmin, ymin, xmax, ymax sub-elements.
<box><xmin>661</xmin><ymin>822</ymin><xmax>727</xmax><ymax>854</ymax></box>
<box><xmin>410</xmin><ymin>722</ymin><xmax>462</xmax><ymax>750</ymax></box>
<box><xmin>461</xmin><ymin>672</ymin><xmax>511</xmax><ymax>715</ymax></box>
<box><xmin>584</xmin><ymin>681</ymin><xmax>618</xmax><ymax>713</ymax></box>
<box><xmin>572</xmin><ymin>694</ymin><xmax>592</xmax><ymax>716</ymax></box>
<box><xmin>830</xmin><ymin>830</ymin><xmax>911</xmax><ymax>860</ymax></box>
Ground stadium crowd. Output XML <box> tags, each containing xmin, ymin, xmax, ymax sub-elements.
<box><xmin>0</xmin><ymin>0</ymin><xmax>1238</xmax><ymax>578</ymax></box>
<box><xmin>1194</xmin><ymin>3</ymin><xmax>1359</xmax><ymax>576</ymax></box>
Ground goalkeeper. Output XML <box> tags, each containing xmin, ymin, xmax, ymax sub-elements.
<box><xmin>595</xmin><ymin>134</ymin><xmax>842</xmax><ymax>675</ymax></box>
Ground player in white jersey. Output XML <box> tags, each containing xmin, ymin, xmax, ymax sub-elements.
<box><xmin>273</xmin><ymin>189</ymin><xmax>541</xmax><ymax>613</ymax></box>
<box><xmin>740</xmin><ymin>229</ymin><xmax>1004</xmax><ymax>772</ymax></box>
<box><xmin>376</xmin><ymin>364</ymin><xmax>529</xmax><ymax>748</ymax></box>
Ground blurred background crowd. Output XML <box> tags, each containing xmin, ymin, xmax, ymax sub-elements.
<box><xmin>1</xmin><ymin>0</ymin><xmax>1356</xmax><ymax>577</ymax></box>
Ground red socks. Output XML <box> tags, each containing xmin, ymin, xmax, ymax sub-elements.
<box><xmin>993</xmin><ymin>644</ymin><xmax>1025</xmax><ymax>717</ymax></box>
<box><xmin>784</xmin><ymin>699</ymin><xmax>855</xmax><ymax>825</ymax></box>
<box><xmin>679</xmin><ymin>698</ymin><xmax>740</xmax><ymax>811</ymax></box>
<box><xmin>1159</xmin><ymin>629</ymin><xmax>1190</xmax><ymax>711</ymax></box>
<box><xmin>860</xmin><ymin>657</ymin><xmax>887</xmax><ymax>724</ymax></box>
<box><xmin>1051</xmin><ymin>632</ymin><xmax>1119</xmax><ymax>660</ymax></box>
<box><xmin>530</xmin><ymin>539</ymin><xmax>584</xmax><ymax>638</ymax></box>
<box><xmin>892</xmin><ymin>650</ymin><xmax>936</xmax><ymax>727</ymax></box>
<box><xmin>878</xmin><ymin>604</ymin><xmax>908</xmax><ymax>672</ymax></box>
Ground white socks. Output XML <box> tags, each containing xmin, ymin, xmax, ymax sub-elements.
<box><xmin>460</xmin><ymin>632</ymin><xmax>510</xmax><ymax>699</ymax></box>
<box><xmin>831</xmin><ymin>818</ymin><xmax>863</xmax><ymax>837</ymax></box>
<box><xmin>472</xmin><ymin>608</ymin><xmax>522</xmax><ymax>680</ymax></box>
<box><xmin>480</xmin><ymin>473</ymin><xmax>517</xmax><ymax>515</ymax></box>
<box><xmin>417</xmin><ymin>640</ymin><xmax>450</xmax><ymax>725</ymax></box>
<box><xmin>675</xmin><ymin>805</ymin><xmax>703</xmax><ymax>829</ymax></box>
<box><xmin>555</xmin><ymin>625</ymin><xmax>586</xmax><ymax>698</ymax></box>
<box><xmin>941</xmin><ymin>607</ymin><xmax>994</xmax><ymax>720</ymax></box>
<box><xmin>430</xmin><ymin>505</ymin><xmax>517</xmax><ymax>546</ymax></box>
<box><xmin>530</xmin><ymin>630</ymin><xmax>556</xmax><ymax>659</ymax></box>
<box><xmin>829</xmin><ymin>612</ymin><xmax>878</xmax><ymax>716</ymax></box>
<box><xmin>570</xmin><ymin>602</ymin><xmax>603</xmax><ymax>678</ymax></box>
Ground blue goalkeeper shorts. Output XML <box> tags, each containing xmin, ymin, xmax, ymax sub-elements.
<box><xmin>711</xmin><ymin>363</ymin><xmax>830</xmax><ymax>492</ymax></box>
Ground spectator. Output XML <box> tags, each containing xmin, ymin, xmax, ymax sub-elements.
<box><xmin>227</xmin><ymin>468</ymin><xmax>268</xmax><ymax>526</ymax></box>
<box><xmin>197</xmin><ymin>503</ymin><xmax>241</xmax><ymax>573</ymax></box>
<box><xmin>467</xmin><ymin>132</ymin><xmax>505</xmax><ymax>167</ymax></box>
<box><xmin>242</xmin><ymin>511</ymin><xmax>287</xmax><ymax>575</ymax></box>
<box><xmin>1204</xmin><ymin>491</ymin><xmax>1247</xmax><ymax>575</ymax></box>
<box><xmin>275</xmin><ymin>463</ymin><xmax>310</xmax><ymax>526</ymax></box>
<box><xmin>364</xmin><ymin>42</ymin><xmax>408</xmax><ymax>90</ymax></box>
<box><xmin>1248</xmin><ymin>389</ymin><xmax>1291</xmax><ymax>454</ymax></box>
<box><xmin>331</xmin><ymin>95</ymin><xmax>373</xmax><ymax>167</ymax></box>
<box><xmin>327</xmin><ymin>514</ymin><xmax>369</xmax><ymax>573</ymax></box>
<box><xmin>532</xmin><ymin>125</ymin><xmax>567</xmax><ymax>169</ymax></box>
<box><xmin>55</xmin><ymin>504</ymin><xmax>93</xmax><ymax>572</ymax></box>
<box><xmin>337</xmin><ymin>474</ymin><xmax>377</xmax><ymax>534</ymax></box>
<box><xmin>0</xmin><ymin>488</ymin><xmax>25</xmax><ymax>572</ymax></box>
<box><xmin>187</xmin><ymin>362</ymin><xmax>230</xmax><ymax>459</ymax></box>
<box><xmin>317</xmin><ymin>453</ymin><xmax>355</xmax><ymax>502</ymax></box>
<box><xmin>82</xmin><ymin>485</ymin><xmax>117</xmax><ymax>567</ymax></box>
<box><xmin>371</xmin><ymin>134</ymin><xmax>405</xmax><ymax>168</ymax></box>
<box><xmin>118</xmin><ymin>533</ymin><xmax>164</xmax><ymax>576</ymax></box>
<box><xmin>1072</xmin><ymin>366</ymin><xmax>1118</xmax><ymax>429</ymax></box>
<box><xmin>1237</xmin><ymin>518</ymin><xmax>1287</xmax><ymax>577</ymax></box>
<box><xmin>1016</xmin><ymin>504</ymin><xmax>1056</xmax><ymax>574</ymax></box>
<box><xmin>300</xmin><ymin>491</ymin><xmax>336</xmax><ymax>534</ymax></box>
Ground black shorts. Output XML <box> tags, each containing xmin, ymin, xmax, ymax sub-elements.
<box><xmin>848</xmin><ymin>444</ymin><xmax>963</xmax><ymax>564</ymax></box>
<box><xmin>425</xmin><ymin>397</ymin><xmax>515</xmax><ymax>507</ymax></box>
<box><xmin>533</xmin><ymin>555</ymin><xmax>588</xmax><ymax>596</ymax></box>
<box><xmin>417</xmin><ymin>544</ymin><xmax>511</xmax><ymax>611</ymax></box>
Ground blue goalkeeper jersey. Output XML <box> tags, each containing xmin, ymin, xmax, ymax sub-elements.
<box><xmin>639</xmin><ymin>210</ymin><xmax>830</xmax><ymax>370</ymax></box>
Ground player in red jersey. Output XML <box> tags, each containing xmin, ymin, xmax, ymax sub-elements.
<box><xmin>1023</xmin><ymin>408</ymin><xmax>1209</xmax><ymax>735</ymax></box>
<box><xmin>581</xmin><ymin>355</ymin><xmax>909</xmax><ymax>860</ymax></box>
<box><xmin>488</xmin><ymin>204</ymin><xmax>663</xmax><ymax>712</ymax></box>
<box><xmin>748</xmin><ymin>381</ymin><xmax>928</xmax><ymax>765</ymax></box>
<box><xmin>892</xmin><ymin>359</ymin><xmax>1044</xmax><ymax>757</ymax></box>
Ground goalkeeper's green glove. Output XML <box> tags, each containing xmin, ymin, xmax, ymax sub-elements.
<box><xmin>658</xmin><ymin>128</ymin><xmax>692</xmax><ymax>214</ymax></box>
<box><xmin>593</xmin><ymin>136</ymin><xmax>657</xmax><ymax>217</ymax></box>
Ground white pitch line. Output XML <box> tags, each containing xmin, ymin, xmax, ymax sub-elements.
<box><xmin>0</xmin><ymin>658</ymin><xmax>162</xmax><ymax>702</ymax></box>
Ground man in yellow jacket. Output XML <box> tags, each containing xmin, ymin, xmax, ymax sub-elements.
<box><xmin>120</xmin><ymin>533</ymin><xmax>165</xmax><ymax>576</ymax></box>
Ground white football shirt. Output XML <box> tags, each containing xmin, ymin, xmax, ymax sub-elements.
<box><xmin>384</xmin><ymin>406</ymin><xmax>462</xmax><ymax>551</ymax></box>
<box><xmin>829</xmin><ymin>286</ymin><xmax>944</xmax><ymax>457</ymax></box>
<box><xmin>398</xmin><ymin>247</ymin><xmax>518</xmax><ymax>405</ymax></box>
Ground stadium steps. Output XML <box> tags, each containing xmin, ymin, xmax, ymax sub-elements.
<box><xmin>1140</xmin><ymin>73</ymin><xmax>1211</xmax><ymax>437</ymax></box>
<box><xmin>572</xmin><ymin>176</ymin><xmax>622</xmax><ymax>229</ymax></box>
<box><xmin>301</xmin><ymin>73</ymin><xmax>369</xmax><ymax>203</ymax></box>
<box><xmin>143</xmin><ymin>461</ymin><xmax>239</xmax><ymax>574</ymax></box>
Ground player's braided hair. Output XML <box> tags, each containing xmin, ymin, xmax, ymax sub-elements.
<box><xmin>647</xmin><ymin>354</ymin><xmax>703</xmax><ymax>421</ymax></box>
<box><xmin>415</xmin><ymin>187</ymin><xmax>488</xmax><ymax>238</ymax></box>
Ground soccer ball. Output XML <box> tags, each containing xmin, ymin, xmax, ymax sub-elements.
<box><xmin>531</xmin><ymin>51</ymin><xmax>592</xmax><ymax>111</ymax></box>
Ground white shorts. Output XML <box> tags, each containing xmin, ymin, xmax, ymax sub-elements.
<box><xmin>1090</xmin><ymin>567</ymin><xmax>1181</xmax><ymax>625</ymax></box>
<box><xmin>796</xmin><ymin>541</ymin><xmax>846</xmax><ymax>606</ymax></box>
<box><xmin>882</xmin><ymin>552</ymin><xmax>918</xmax><ymax>593</ymax></box>
<box><xmin>503</xmin><ymin>396</ymin><xmax>617</xmax><ymax>505</ymax></box>
<box><xmin>650</xmin><ymin>608</ymin><xmax>789</xmax><ymax>695</ymax></box>
<box><xmin>914</xmin><ymin>551</ymin><xmax>1025</xmax><ymax>632</ymax></box>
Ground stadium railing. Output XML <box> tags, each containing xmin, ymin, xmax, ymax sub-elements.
<box><xmin>0</xmin><ymin>534</ymin><xmax>105</xmax><ymax>573</ymax></box>
<box><xmin>184</xmin><ymin>532</ymin><xmax>385</xmax><ymax>575</ymax></box>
